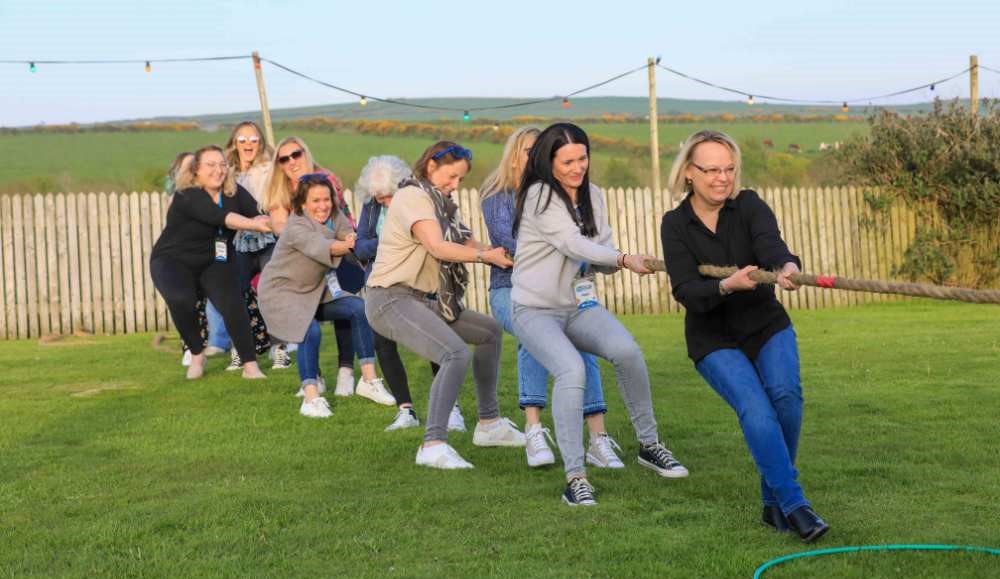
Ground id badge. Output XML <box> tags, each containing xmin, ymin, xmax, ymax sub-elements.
<box><xmin>573</xmin><ymin>276</ymin><xmax>599</xmax><ymax>310</ymax></box>
<box><xmin>214</xmin><ymin>238</ymin><xmax>228</xmax><ymax>263</ymax></box>
<box><xmin>325</xmin><ymin>271</ymin><xmax>345</xmax><ymax>300</ymax></box>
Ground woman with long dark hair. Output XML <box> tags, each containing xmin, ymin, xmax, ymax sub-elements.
<box><xmin>511</xmin><ymin>123</ymin><xmax>688</xmax><ymax>506</ymax></box>
<box><xmin>662</xmin><ymin>130</ymin><xmax>827</xmax><ymax>542</ymax></box>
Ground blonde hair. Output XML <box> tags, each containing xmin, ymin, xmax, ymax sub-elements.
<box><xmin>176</xmin><ymin>145</ymin><xmax>236</xmax><ymax>197</ymax></box>
<box><xmin>480</xmin><ymin>126</ymin><xmax>541</xmax><ymax>199</ymax></box>
<box><xmin>356</xmin><ymin>155</ymin><xmax>412</xmax><ymax>204</ymax></box>
<box><xmin>262</xmin><ymin>136</ymin><xmax>317</xmax><ymax>213</ymax></box>
<box><xmin>667</xmin><ymin>130</ymin><xmax>743</xmax><ymax>201</ymax></box>
<box><xmin>224</xmin><ymin>121</ymin><xmax>274</xmax><ymax>172</ymax></box>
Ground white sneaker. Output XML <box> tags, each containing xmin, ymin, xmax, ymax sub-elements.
<box><xmin>300</xmin><ymin>397</ymin><xmax>332</xmax><ymax>419</ymax></box>
<box><xmin>181</xmin><ymin>349</ymin><xmax>192</xmax><ymax>367</ymax></box>
<box><xmin>587</xmin><ymin>432</ymin><xmax>625</xmax><ymax>469</ymax></box>
<box><xmin>203</xmin><ymin>346</ymin><xmax>225</xmax><ymax>357</ymax></box>
<box><xmin>447</xmin><ymin>405</ymin><xmax>466</xmax><ymax>432</ymax></box>
<box><xmin>385</xmin><ymin>407</ymin><xmax>420</xmax><ymax>431</ymax></box>
<box><xmin>270</xmin><ymin>344</ymin><xmax>291</xmax><ymax>370</ymax></box>
<box><xmin>356</xmin><ymin>377</ymin><xmax>396</xmax><ymax>406</ymax></box>
<box><xmin>524</xmin><ymin>423</ymin><xmax>556</xmax><ymax>467</ymax></box>
<box><xmin>473</xmin><ymin>417</ymin><xmax>527</xmax><ymax>447</ymax></box>
<box><xmin>415</xmin><ymin>443</ymin><xmax>473</xmax><ymax>469</ymax></box>
<box><xmin>225</xmin><ymin>349</ymin><xmax>242</xmax><ymax>371</ymax></box>
<box><xmin>295</xmin><ymin>377</ymin><xmax>327</xmax><ymax>398</ymax></box>
<box><xmin>334</xmin><ymin>367</ymin><xmax>354</xmax><ymax>397</ymax></box>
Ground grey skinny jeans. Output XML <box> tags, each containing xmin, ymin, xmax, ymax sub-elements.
<box><xmin>512</xmin><ymin>303</ymin><xmax>659</xmax><ymax>479</ymax></box>
<box><xmin>365</xmin><ymin>285</ymin><xmax>502</xmax><ymax>442</ymax></box>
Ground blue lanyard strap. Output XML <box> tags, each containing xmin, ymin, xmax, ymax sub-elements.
<box><xmin>216</xmin><ymin>194</ymin><xmax>224</xmax><ymax>237</ymax></box>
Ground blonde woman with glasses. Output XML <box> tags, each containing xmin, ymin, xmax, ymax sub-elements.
<box><xmin>661</xmin><ymin>130</ymin><xmax>828</xmax><ymax>543</ymax></box>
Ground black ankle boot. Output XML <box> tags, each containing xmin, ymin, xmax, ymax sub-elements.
<box><xmin>786</xmin><ymin>506</ymin><xmax>830</xmax><ymax>543</ymax></box>
<box><xmin>761</xmin><ymin>506</ymin><xmax>791</xmax><ymax>532</ymax></box>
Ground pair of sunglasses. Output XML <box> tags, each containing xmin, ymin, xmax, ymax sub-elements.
<box><xmin>277</xmin><ymin>149</ymin><xmax>304</xmax><ymax>165</ymax></box>
<box><xmin>236</xmin><ymin>135</ymin><xmax>260</xmax><ymax>144</ymax></box>
<box><xmin>298</xmin><ymin>172</ymin><xmax>329</xmax><ymax>184</ymax></box>
<box><xmin>431</xmin><ymin>145</ymin><xmax>472</xmax><ymax>161</ymax></box>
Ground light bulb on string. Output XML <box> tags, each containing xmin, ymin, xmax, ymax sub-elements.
<box><xmin>930</xmin><ymin>84</ymin><xmax>935</xmax><ymax>91</ymax></box>
<box><xmin>747</xmin><ymin>95</ymin><xmax>754</xmax><ymax>106</ymax></box>
<box><xmin>841</xmin><ymin>102</ymin><xmax>849</xmax><ymax>113</ymax></box>
<box><xmin>359</xmin><ymin>96</ymin><xmax>368</xmax><ymax>107</ymax></box>
<box><xmin>144</xmin><ymin>61</ymin><xmax>151</xmax><ymax>73</ymax></box>
<box><xmin>561</xmin><ymin>97</ymin><xmax>571</xmax><ymax>109</ymax></box>
<box><xmin>29</xmin><ymin>62</ymin><xmax>37</xmax><ymax>73</ymax></box>
<box><xmin>492</xmin><ymin>123</ymin><xmax>500</xmax><ymax>132</ymax></box>
<box><xmin>463</xmin><ymin>110</ymin><xmax>470</xmax><ymax>122</ymax></box>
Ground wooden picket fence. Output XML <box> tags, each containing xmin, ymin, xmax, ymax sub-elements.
<box><xmin>0</xmin><ymin>187</ymin><xmax>916</xmax><ymax>340</ymax></box>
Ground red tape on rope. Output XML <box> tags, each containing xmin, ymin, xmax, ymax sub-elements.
<box><xmin>815</xmin><ymin>276</ymin><xmax>837</xmax><ymax>288</ymax></box>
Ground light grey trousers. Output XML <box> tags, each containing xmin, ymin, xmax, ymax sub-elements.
<box><xmin>365</xmin><ymin>286</ymin><xmax>502</xmax><ymax>442</ymax></box>
<box><xmin>512</xmin><ymin>303</ymin><xmax>659</xmax><ymax>478</ymax></box>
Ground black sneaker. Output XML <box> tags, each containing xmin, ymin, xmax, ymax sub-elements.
<box><xmin>638</xmin><ymin>441</ymin><xmax>689</xmax><ymax>478</ymax></box>
<box><xmin>562</xmin><ymin>477</ymin><xmax>597</xmax><ymax>507</ymax></box>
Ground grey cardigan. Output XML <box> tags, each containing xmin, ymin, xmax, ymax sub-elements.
<box><xmin>511</xmin><ymin>182</ymin><xmax>621</xmax><ymax>309</ymax></box>
<box><xmin>258</xmin><ymin>211</ymin><xmax>352</xmax><ymax>343</ymax></box>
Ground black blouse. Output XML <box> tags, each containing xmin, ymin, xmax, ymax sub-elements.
<box><xmin>660</xmin><ymin>189</ymin><xmax>800</xmax><ymax>362</ymax></box>
<box><xmin>151</xmin><ymin>185</ymin><xmax>260</xmax><ymax>268</ymax></box>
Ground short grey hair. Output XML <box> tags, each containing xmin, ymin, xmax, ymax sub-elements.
<box><xmin>355</xmin><ymin>155</ymin><xmax>412</xmax><ymax>204</ymax></box>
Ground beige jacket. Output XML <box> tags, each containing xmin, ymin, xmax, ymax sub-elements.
<box><xmin>258</xmin><ymin>211</ymin><xmax>353</xmax><ymax>343</ymax></box>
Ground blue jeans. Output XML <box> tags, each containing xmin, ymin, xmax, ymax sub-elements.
<box><xmin>297</xmin><ymin>296</ymin><xmax>376</xmax><ymax>386</ymax></box>
<box><xmin>490</xmin><ymin>288</ymin><xmax>606</xmax><ymax>415</ymax></box>
<box><xmin>206</xmin><ymin>300</ymin><xmax>232</xmax><ymax>351</ymax></box>
<box><xmin>695</xmin><ymin>325</ymin><xmax>808</xmax><ymax>515</ymax></box>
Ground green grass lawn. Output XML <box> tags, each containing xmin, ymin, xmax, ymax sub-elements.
<box><xmin>1</xmin><ymin>301</ymin><xmax>998</xmax><ymax>578</ymax></box>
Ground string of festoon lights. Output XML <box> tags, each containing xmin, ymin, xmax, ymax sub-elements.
<box><xmin>2</xmin><ymin>54</ymin><xmax>994</xmax><ymax>120</ymax></box>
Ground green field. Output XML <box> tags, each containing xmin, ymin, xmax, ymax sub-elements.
<box><xmin>0</xmin><ymin>120</ymin><xmax>866</xmax><ymax>196</ymax></box>
<box><xmin>1</xmin><ymin>302</ymin><xmax>998</xmax><ymax>578</ymax></box>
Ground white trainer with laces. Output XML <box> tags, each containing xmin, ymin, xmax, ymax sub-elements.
<box><xmin>334</xmin><ymin>367</ymin><xmax>355</xmax><ymax>397</ymax></box>
<box><xmin>295</xmin><ymin>377</ymin><xmax>327</xmax><ymax>398</ymax></box>
<box><xmin>385</xmin><ymin>407</ymin><xmax>420</xmax><ymax>431</ymax></box>
<box><xmin>586</xmin><ymin>432</ymin><xmax>625</xmax><ymax>469</ymax></box>
<box><xmin>300</xmin><ymin>397</ymin><xmax>332</xmax><ymax>419</ymax></box>
<box><xmin>447</xmin><ymin>405</ymin><xmax>467</xmax><ymax>432</ymax></box>
<box><xmin>181</xmin><ymin>349</ymin><xmax>192</xmax><ymax>367</ymax></box>
<box><xmin>225</xmin><ymin>349</ymin><xmax>242</xmax><ymax>371</ymax></box>
<box><xmin>356</xmin><ymin>377</ymin><xmax>396</xmax><ymax>406</ymax></box>
<box><xmin>524</xmin><ymin>423</ymin><xmax>556</xmax><ymax>467</ymax></box>
<box><xmin>473</xmin><ymin>417</ymin><xmax>527</xmax><ymax>447</ymax></box>
<box><xmin>415</xmin><ymin>443</ymin><xmax>474</xmax><ymax>469</ymax></box>
<box><xmin>270</xmin><ymin>344</ymin><xmax>292</xmax><ymax>370</ymax></box>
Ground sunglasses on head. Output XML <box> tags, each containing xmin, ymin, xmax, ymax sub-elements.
<box><xmin>277</xmin><ymin>149</ymin><xmax>304</xmax><ymax>165</ymax></box>
<box><xmin>431</xmin><ymin>145</ymin><xmax>472</xmax><ymax>161</ymax></box>
<box><xmin>236</xmin><ymin>135</ymin><xmax>260</xmax><ymax>145</ymax></box>
<box><xmin>298</xmin><ymin>172</ymin><xmax>329</xmax><ymax>184</ymax></box>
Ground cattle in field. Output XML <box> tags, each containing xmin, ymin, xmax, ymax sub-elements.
<box><xmin>788</xmin><ymin>143</ymin><xmax>801</xmax><ymax>153</ymax></box>
<box><xmin>763</xmin><ymin>139</ymin><xmax>774</xmax><ymax>148</ymax></box>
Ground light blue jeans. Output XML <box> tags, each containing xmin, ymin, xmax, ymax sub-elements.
<box><xmin>206</xmin><ymin>300</ymin><xmax>232</xmax><ymax>351</ymax></box>
<box><xmin>489</xmin><ymin>288</ymin><xmax>606</xmax><ymax>415</ymax></box>
<box><xmin>512</xmin><ymin>302</ymin><xmax>660</xmax><ymax>479</ymax></box>
<box><xmin>695</xmin><ymin>325</ymin><xmax>808</xmax><ymax>515</ymax></box>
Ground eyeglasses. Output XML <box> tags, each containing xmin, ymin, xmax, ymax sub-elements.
<box><xmin>431</xmin><ymin>145</ymin><xmax>473</xmax><ymax>161</ymax></box>
<box><xmin>691</xmin><ymin>163</ymin><xmax>736</xmax><ymax>179</ymax></box>
<box><xmin>200</xmin><ymin>162</ymin><xmax>226</xmax><ymax>170</ymax></box>
<box><xmin>277</xmin><ymin>149</ymin><xmax>305</xmax><ymax>165</ymax></box>
<box><xmin>298</xmin><ymin>172</ymin><xmax>329</xmax><ymax>184</ymax></box>
<box><xmin>236</xmin><ymin>135</ymin><xmax>260</xmax><ymax>145</ymax></box>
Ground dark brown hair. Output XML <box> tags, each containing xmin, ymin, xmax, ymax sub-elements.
<box><xmin>291</xmin><ymin>174</ymin><xmax>341</xmax><ymax>218</ymax></box>
<box><xmin>413</xmin><ymin>141</ymin><xmax>471</xmax><ymax>180</ymax></box>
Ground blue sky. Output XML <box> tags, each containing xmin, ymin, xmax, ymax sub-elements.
<box><xmin>1</xmin><ymin>0</ymin><xmax>997</xmax><ymax>126</ymax></box>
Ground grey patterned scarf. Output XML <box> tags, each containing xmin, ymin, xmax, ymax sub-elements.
<box><xmin>401</xmin><ymin>178</ymin><xmax>471</xmax><ymax>322</ymax></box>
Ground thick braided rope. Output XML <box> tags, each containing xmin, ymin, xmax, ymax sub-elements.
<box><xmin>644</xmin><ymin>259</ymin><xmax>1000</xmax><ymax>305</ymax></box>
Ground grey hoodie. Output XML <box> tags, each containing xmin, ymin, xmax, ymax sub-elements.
<box><xmin>511</xmin><ymin>182</ymin><xmax>621</xmax><ymax>309</ymax></box>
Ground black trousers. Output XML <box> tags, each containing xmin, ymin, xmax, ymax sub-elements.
<box><xmin>151</xmin><ymin>256</ymin><xmax>256</xmax><ymax>363</ymax></box>
<box><xmin>373</xmin><ymin>330</ymin><xmax>439</xmax><ymax>407</ymax></box>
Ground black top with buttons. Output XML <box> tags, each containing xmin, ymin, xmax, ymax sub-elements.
<box><xmin>151</xmin><ymin>185</ymin><xmax>260</xmax><ymax>269</ymax></box>
<box><xmin>660</xmin><ymin>189</ymin><xmax>800</xmax><ymax>362</ymax></box>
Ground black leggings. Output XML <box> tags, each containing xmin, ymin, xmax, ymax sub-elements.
<box><xmin>373</xmin><ymin>330</ymin><xmax>439</xmax><ymax>407</ymax></box>
<box><xmin>151</xmin><ymin>256</ymin><xmax>256</xmax><ymax>363</ymax></box>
